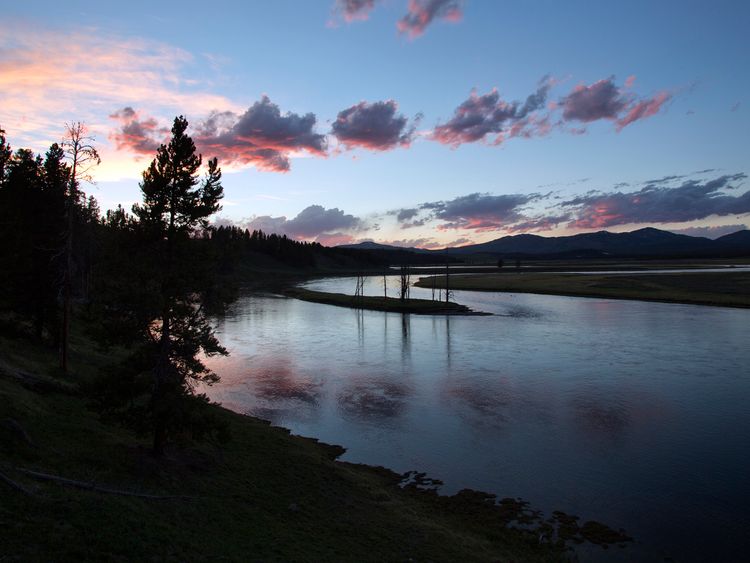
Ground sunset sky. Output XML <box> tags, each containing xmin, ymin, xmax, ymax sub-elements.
<box><xmin>2</xmin><ymin>0</ymin><xmax>748</xmax><ymax>248</ymax></box>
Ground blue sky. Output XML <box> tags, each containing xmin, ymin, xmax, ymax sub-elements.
<box><xmin>1</xmin><ymin>0</ymin><xmax>748</xmax><ymax>247</ymax></box>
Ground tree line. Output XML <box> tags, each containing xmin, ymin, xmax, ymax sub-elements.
<box><xmin>0</xmin><ymin>119</ymin><xmax>237</xmax><ymax>453</ymax></box>
<box><xmin>0</xmin><ymin>117</ymin><xmax>438</xmax><ymax>454</ymax></box>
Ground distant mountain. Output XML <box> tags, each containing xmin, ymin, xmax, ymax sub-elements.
<box><xmin>715</xmin><ymin>229</ymin><xmax>750</xmax><ymax>250</ymax></box>
<box><xmin>337</xmin><ymin>228</ymin><xmax>750</xmax><ymax>259</ymax></box>
<box><xmin>337</xmin><ymin>241</ymin><xmax>431</xmax><ymax>254</ymax></box>
<box><xmin>443</xmin><ymin>227</ymin><xmax>748</xmax><ymax>258</ymax></box>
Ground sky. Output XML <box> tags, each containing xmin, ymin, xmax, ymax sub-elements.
<box><xmin>2</xmin><ymin>0</ymin><xmax>749</xmax><ymax>248</ymax></box>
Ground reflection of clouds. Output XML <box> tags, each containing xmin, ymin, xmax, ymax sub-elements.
<box><xmin>253</xmin><ymin>367</ymin><xmax>321</xmax><ymax>404</ymax></box>
<box><xmin>444</xmin><ymin>380</ymin><xmax>511</xmax><ymax>429</ymax></box>
<box><xmin>570</xmin><ymin>388</ymin><xmax>668</xmax><ymax>442</ymax></box>
<box><xmin>242</xmin><ymin>362</ymin><xmax>323</xmax><ymax>425</ymax></box>
<box><xmin>443</xmin><ymin>374</ymin><xmax>556</xmax><ymax>431</ymax></box>
<box><xmin>571</xmin><ymin>396</ymin><xmax>630</xmax><ymax>438</ymax></box>
<box><xmin>337</xmin><ymin>377</ymin><xmax>412</xmax><ymax>425</ymax></box>
<box><xmin>496</xmin><ymin>306</ymin><xmax>541</xmax><ymax>319</ymax></box>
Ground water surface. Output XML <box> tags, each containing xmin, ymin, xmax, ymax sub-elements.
<box><xmin>205</xmin><ymin>275</ymin><xmax>750</xmax><ymax>561</ymax></box>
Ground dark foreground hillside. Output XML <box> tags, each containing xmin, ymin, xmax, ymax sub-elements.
<box><xmin>0</xmin><ymin>325</ymin><xmax>593</xmax><ymax>562</ymax></box>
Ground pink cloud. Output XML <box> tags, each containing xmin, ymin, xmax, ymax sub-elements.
<box><xmin>560</xmin><ymin>77</ymin><xmax>628</xmax><ymax>122</ymax></box>
<box><xmin>333</xmin><ymin>0</ymin><xmax>380</xmax><ymax>22</ymax></box>
<box><xmin>109</xmin><ymin>107</ymin><xmax>168</xmax><ymax>154</ymax></box>
<box><xmin>560</xmin><ymin>77</ymin><xmax>672</xmax><ymax>131</ymax></box>
<box><xmin>397</xmin><ymin>0</ymin><xmax>463</xmax><ymax>39</ymax></box>
<box><xmin>615</xmin><ymin>91</ymin><xmax>672</xmax><ymax>131</ymax></box>
<box><xmin>331</xmin><ymin>100</ymin><xmax>419</xmax><ymax>151</ymax></box>
<box><xmin>316</xmin><ymin>232</ymin><xmax>356</xmax><ymax>246</ymax></box>
<box><xmin>432</xmin><ymin>80</ymin><xmax>552</xmax><ymax>147</ymax></box>
<box><xmin>194</xmin><ymin>97</ymin><xmax>326</xmax><ymax>172</ymax></box>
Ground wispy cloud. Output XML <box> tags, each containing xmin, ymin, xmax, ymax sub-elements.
<box><xmin>670</xmin><ymin>224</ymin><xmax>747</xmax><ymax>239</ymax></box>
<box><xmin>559</xmin><ymin>76</ymin><xmax>672</xmax><ymax>131</ymax></box>
<box><xmin>393</xmin><ymin>192</ymin><xmax>543</xmax><ymax>232</ymax></box>
<box><xmin>431</xmin><ymin>79</ymin><xmax>552</xmax><ymax>147</ymax></box>
<box><xmin>562</xmin><ymin>173</ymin><xmax>749</xmax><ymax>229</ymax></box>
<box><xmin>431</xmin><ymin>75</ymin><xmax>672</xmax><ymax>148</ymax></box>
<box><xmin>0</xmin><ymin>23</ymin><xmax>236</xmax><ymax>141</ymax></box>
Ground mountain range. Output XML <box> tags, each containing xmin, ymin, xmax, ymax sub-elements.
<box><xmin>338</xmin><ymin>228</ymin><xmax>750</xmax><ymax>259</ymax></box>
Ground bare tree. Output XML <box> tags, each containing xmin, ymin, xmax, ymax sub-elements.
<box><xmin>399</xmin><ymin>265</ymin><xmax>410</xmax><ymax>301</ymax></box>
<box><xmin>60</xmin><ymin>122</ymin><xmax>100</xmax><ymax>372</ymax></box>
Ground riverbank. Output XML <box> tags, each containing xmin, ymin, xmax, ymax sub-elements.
<box><xmin>414</xmin><ymin>271</ymin><xmax>750</xmax><ymax>308</ymax></box>
<box><xmin>283</xmin><ymin>287</ymin><xmax>489</xmax><ymax>315</ymax></box>
<box><xmin>1</xmin><ymin>324</ymin><xmax>635</xmax><ymax>560</ymax></box>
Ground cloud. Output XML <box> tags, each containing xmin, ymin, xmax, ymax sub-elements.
<box><xmin>419</xmin><ymin>192</ymin><xmax>541</xmax><ymax>231</ymax></box>
<box><xmin>395</xmin><ymin>208</ymin><xmax>419</xmax><ymax>221</ymax></box>
<box><xmin>431</xmin><ymin>80</ymin><xmax>552</xmax><ymax>147</ymax></box>
<box><xmin>445</xmin><ymin>237</ymin><xmax>472</xmax><ymax>247</ymax></box>
<box><xmin>243</xmin><ymin>205</ymin><xmax>363</xmax><ymax>239</ymax></box>
<box><xmin>670</xmin><ymin>224</ymin><xmax>747</xmax><ymax>239</ymax></box>
<box><xmin>109</xmin><ymin>107</ymin><xmax>168</xmax><ymax>154</ymax></box>
<box><xmin>194</xmin><ymin>96</ymin><xmax>326</xmax><ymax>172</ymax></box>
<box><xmin>333</xmin><ymin>0</ymin><xmax>381</xmax><ymax>22</ymax></box>
<box><xmin>560</xmin><ymin>77</ymin><xmax>628</xmax><ymax>122</ymax></box>
<box><xmin>397</xmin><ymin>0</ymin><xmax>463</xmax><ymax>38</ymax></box>
<box><xmin>375</xmin><ymin>237</ymin><xmax>441</xmax><ymax>249</ymax></box>
<box><xmin>560</xmin><ymin>76</ymin><xmax>671</xmax><ymax>130</ymax></box>
<box><xmin>562</xmin><ymin>173</ymin><xmax>750</xmax><ymax>229</ymax></box>
<box><xmin>0</xmin><ymin>24</ymin><xmax>236</xmax><ymax>143</ymax></box>
<box><xmin>316</xmin><ymin>232</ymin><xmax>357</xmax><ymax>246</ymax></box>
<box><xmin>615</xmin><ymin>91</ymin><xmax>671</xmax><ymax>131</ymax></box>
<box><xmin>504</xmin><ymin>214</ymin><xmax>572</xmax><ymax>233</ymax></box>
<box><xmin>331</xmin><ymin>100</ymin><xmax>420</xmax><ymax>151</ymax></box>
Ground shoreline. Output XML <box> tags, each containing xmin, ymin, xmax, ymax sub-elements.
<box><xmin>283</xmin><ymin>287</ymin><xmax>491</xmax><ymax>315</ymax></box>
<box><xmin>0</xmin><ymin>329</ymin><xmax>634</xmax><ymax>560</ymax></box>
<box><xmin>414</xmin><ymin>271</ymin><xmax>750</xmax><ymax>309</ymax></box>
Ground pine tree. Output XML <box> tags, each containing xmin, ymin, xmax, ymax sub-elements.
<box><xmin>130</xmin><ymin>116</ymin><xmax>226</xmax><ymax>455</ymax></box>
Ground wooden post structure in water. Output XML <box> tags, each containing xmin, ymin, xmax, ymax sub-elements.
<box><xmin>354</xmin><ymin>273</ymin><xmax>365</xmax><ymax>308</ymax></box>
<box><xmin>445</xmin><ymin>260</ymin><xmax>450</xmax><ymax>303</ymax></box>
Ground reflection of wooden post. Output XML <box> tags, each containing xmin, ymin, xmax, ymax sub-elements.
<box><xmin>445</xmin><ymin>261</ymin><xmax>450</xmax><ymax>303</ymax></box>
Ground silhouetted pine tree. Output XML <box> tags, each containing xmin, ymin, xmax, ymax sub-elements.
<box><xmin>95</xmin><ymin>116</ymin><xmax>228</xmax><ymax>455</ymax></box>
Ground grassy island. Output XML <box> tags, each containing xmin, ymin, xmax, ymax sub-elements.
<box><xmin>284</xmin><ymin>287</ymin><xmax>490</xmax><ymax>315</ymax></box>
<box><xmin>415</xmin><ymin>271</ymin><xmax>750</xmax><ymax>308</ymax></box>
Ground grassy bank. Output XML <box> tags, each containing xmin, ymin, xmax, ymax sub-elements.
<box><xmin>0</xmin><ymin>322</ymin><xmax>636</xmax><ymax>561</ymax></box>
<box><xmin>414</xmin><ymin>271</ymin><xmax>750</xmax><ymax>308</ymax></box>
<box><xmin>284</xmin><ymin>287</ymin><xmax>488</xmax><ymax>315</ymax></box>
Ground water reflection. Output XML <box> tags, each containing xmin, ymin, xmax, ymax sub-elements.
<box><xmin>337</xmin><ymin>377</ymin><xmax>412</xmax><ymax>426</ymax></box>
<box><xmin>205</xmin><ymin>278</ymin><xmax>750</xmax><ymax>563</ymax></box>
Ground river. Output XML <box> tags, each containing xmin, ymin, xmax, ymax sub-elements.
<box><xmin>204</xmin><ymin>275</ymin><xmax>750</xmax><ymax>562</ymax></box>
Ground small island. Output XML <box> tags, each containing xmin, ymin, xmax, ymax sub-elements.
<box><xmin>283</xmin><ymin>287</ymin><xmax>490</xmax><ymax>315</ymax></box>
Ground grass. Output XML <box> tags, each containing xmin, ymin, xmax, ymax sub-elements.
<box><xmin>284</xmin><ymin>287</ymin><xmax>487</xmax><ymax>315</ymax></box>
<box><xmin>415</xmin><ymin>271</ymin><xmax>750</xmax><ymax>308</ymax></box>
<box><xmin>0</xmin><ymin>320</ymin><xmax>583</xmax><ymax>561</ymax></box>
